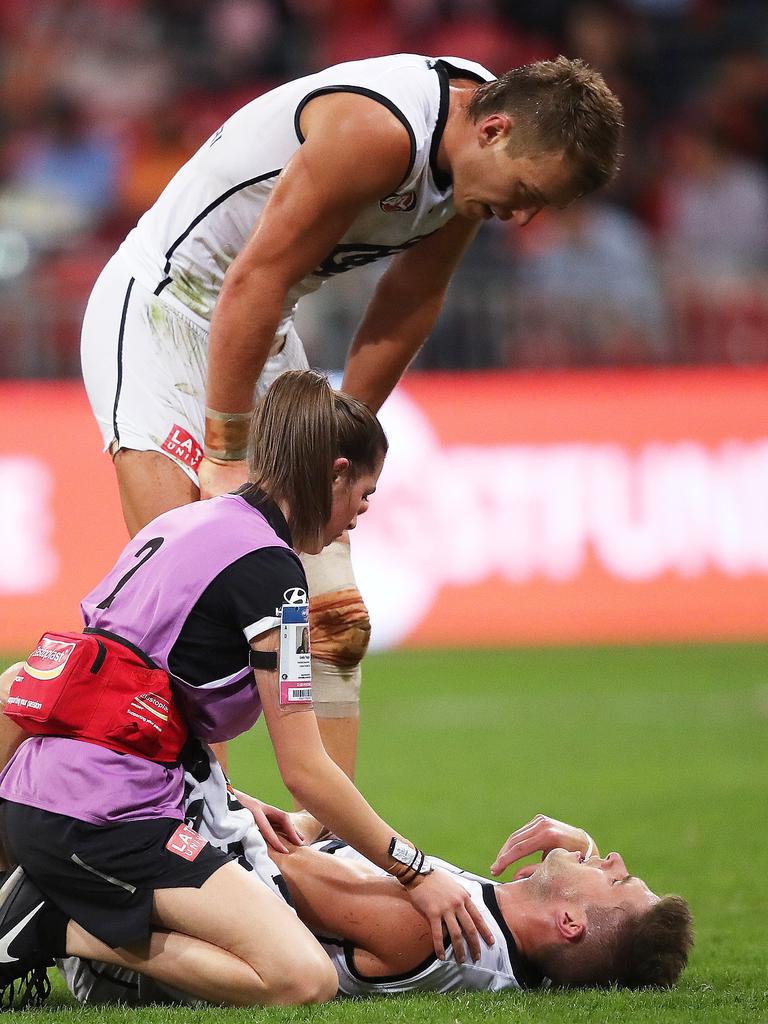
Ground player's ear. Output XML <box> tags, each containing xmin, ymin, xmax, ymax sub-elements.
<box><xmin>555</xmin><ymin>907</ymin><xmax>586</xmax><ymax>943</ymax></box>
<box><xmin>478</xmin><ymin>113</ymin><xmax>513</xmax><ymax>147</ymax></box>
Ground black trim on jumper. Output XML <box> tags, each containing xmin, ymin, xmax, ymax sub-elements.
<box><xmin>273</xmin><ymin>873</ymin><xmax>294</xmax><ymax>909</ymax></box>
<box><xmin>293</xmin><ymin>86</ymin><xmax>417</xmax><ymax>189</ymax></box>
<box><xmin>153</xmin><ymin>169</ymin><xmax>282</xmax><ymax>295</ymax></box>
<box><xmin>317</xmin><ymin>839</ymin><xmax>349</xmax><ymax>856</ymax></box>
<box><xmin>427</xmin><ymin>59</ymin><xmax>491</xmax><ymax>193</ymax></box>
<box><xmin>112</xmin><ymin>277</ymin><xmax>134</xmax><ymax>446</ymax></box>
<box><xmin>82</xmin><ymin>628</ymin><xmax>158</xmax><ymax>670</ymax></box>
<box><xmin>343</xmin><ymin>940</ymin><xmax>438</xmax><ymax>986</ymax></box>
<box><xmin>428</xmin><ymin>62</ymin><xmax>452</xmax><ymax>193</ymax></box>
<box><xmin>480</xmin><ymin>883</ymin><xmax>544</xmax><ymax>990</ymax></box>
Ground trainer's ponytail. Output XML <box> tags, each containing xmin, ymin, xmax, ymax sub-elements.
<box><xmin>247</xmin><ymin>370</ymin><xmax>387</xmax><ymax>552</ymax></box>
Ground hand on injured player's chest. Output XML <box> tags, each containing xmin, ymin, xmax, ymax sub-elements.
<box><xmin>234</xmin><ymin>789</ymin><xmax>306</xmax><ymax>853</ymax></box>
<box><xmin>403</xmin><ymin>867</ymin><xmax>495</xmax><ymax>965</ymax></box>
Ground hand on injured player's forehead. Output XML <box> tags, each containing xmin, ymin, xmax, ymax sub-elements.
<box><xmin>491</xmin><ymin>814</ymin><xmax>596</xmax><ymax>876</ymax></box>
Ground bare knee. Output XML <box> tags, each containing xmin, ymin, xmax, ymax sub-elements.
<box><xmin>255</xmin><ymin>951</ymin><xmax>337</xmax><ymax>1006</ymax></box>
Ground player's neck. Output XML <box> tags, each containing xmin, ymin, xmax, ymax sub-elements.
<box><xmin>436</xmin><ymin>80</ymin><xmax>480</xmax><ymax>183</ymax></box>
<box><xmin>495</xmin><ymin>881</ymin><xmax>550</xmax><ymax>964</ymax></box>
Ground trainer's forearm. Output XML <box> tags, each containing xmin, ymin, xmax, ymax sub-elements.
<box><xmin>207</xmin><ymin>263</ymin><xmax>287</xmax><ymax>412</ymax></box>
<box><xmin>282</xmin><ymin>751</ymin><xmax>406</xmax><ymax>875</ymax></box>
<box><xmin>342</xmin><ymin>275</ymin><xmax>446</xmax><ymax>411</ymax></box>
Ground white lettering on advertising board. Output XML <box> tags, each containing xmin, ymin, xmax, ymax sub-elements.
<box><xmin>353</xmin><ymin>392</ymin><xmax>768</xmax><ymax>647</ymax></box>
<box><xmin>0</xmin><ymin>457</ymin><xmax>58</xmax><ymax>594</ymax></box>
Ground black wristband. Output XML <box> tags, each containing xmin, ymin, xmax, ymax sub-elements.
<box><xmin>249</xmin><ymin>649</ymin><xmax>278</xmax><ymax>670</ymax></box>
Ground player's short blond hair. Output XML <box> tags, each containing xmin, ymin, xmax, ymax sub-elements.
<box><xmin>467</xmin><ymin>55</ymin><xmax>624</xmax><ymax>194</ymax></box>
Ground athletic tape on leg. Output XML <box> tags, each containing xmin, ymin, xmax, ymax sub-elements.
<box><xmin>301</xmin><ymin>538</ymin><xmax>367</xmax><ymax>717</ymax></box>
<box><xmin>310</xmin><ymin>658</ymin><xmax>361</xmax><ymax>719</ymax></box>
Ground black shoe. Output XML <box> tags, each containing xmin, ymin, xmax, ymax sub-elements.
<box><xmin>0</xmin><ymin>867</ymin><xmax>54</xmax><ymax>1009</ymax></box>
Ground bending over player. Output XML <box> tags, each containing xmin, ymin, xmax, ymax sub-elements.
<box><xmin>80</xmin><ymin>52</ymin><xmax>624</xmax><ymax>776</ymax></box>
<box><xmin>61</xmin><ymin>758</ymin><xmax>693</xmax><ymax>1003</ymax></box>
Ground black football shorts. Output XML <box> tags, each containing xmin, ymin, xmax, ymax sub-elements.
<box><xmin>0</xmin><ymin>801</ymin><xmax>234</xmax><ymax>948</ymax></box>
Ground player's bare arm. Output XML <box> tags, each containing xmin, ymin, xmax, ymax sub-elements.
<box><xmin>272</xmin><ymin>842</ymin><xmax>433</xmax><ymax>978</ymax></box>
<box><xmin>200</xmin><ymin>94</ymin><xmax>412</xmax><ymax>498</ymax></box>
<box><xmin>342</xmin><ymin>213</ymin><xmax>479</xmax><ymax>411</ymax></box>
<box><xmin>205</xmin><ymin>93</ymin><xmax>412</xmax><ymax>411</ymax></box>
<box><xmin>250</xmin><ymin>631</ymin><xmax>493</xmax><ymax>963</ymax></box>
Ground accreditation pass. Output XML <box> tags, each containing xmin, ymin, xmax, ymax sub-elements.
<box><xmin>279</xmin><ymin>594</ymin><xmax>312</xmax><ymax>706</ymax></box>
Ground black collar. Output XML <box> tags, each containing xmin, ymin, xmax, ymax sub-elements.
<box><xmin>480</xmin><ymin>883</ymin><xmax>545</xmax><ymax>990</ymax></box>
<box><xmin>235</xmin><ymin>484</ymin><xmax>293</xmax><ymax>547</ymax></box>
<box><xmin>427</xmin><ymin>58</ymin><xmax>490</xmax><ymax>194</ymax></box>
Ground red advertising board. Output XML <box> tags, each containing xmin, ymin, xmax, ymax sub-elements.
<box><xmin>0</xmin><ymin>382</ymin><xmax>127</xmax><ymax>650</ymax></box>
<box><xmin>1</xmin><ymin>371</ymin><xmax>767</xmax><ymax>651</ymax></box>
<box><xmin>353</xmin><ymin>369</ymin><xmax>768</xmax><ymax>647</ymax></box>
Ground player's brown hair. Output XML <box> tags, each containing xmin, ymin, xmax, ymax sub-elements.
<box><xmin>539</xmin><ymin>895</ymin><xmax>693</xmax><ymax>988</ymax></box>
<box><xmin>246</xmin><ymin>370</ymin><xmax>387</xmax><ymax>552</ymax></box>
<box><xmin>467</xmin><ymin>55</ymin><xmax>624</xmax><ymax>194</ymax></box>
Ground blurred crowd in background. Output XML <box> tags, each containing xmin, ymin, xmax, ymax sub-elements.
<box><xmin>2</xmin><ymin>0</ymin><xmax>768</xmax><ymax>377</ymax></box>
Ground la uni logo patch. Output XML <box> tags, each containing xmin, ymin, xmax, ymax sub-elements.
<box><xmin>162</xmin><ymin>425</ymin><xmax>203</xmax><ymax>470</ymax></box>
<box><xmin>380</xmin><ymin>191</ymin><xmax>416</xmax><ymax>213</ymax></box>
<box><xmin>166</xmin><ymin>824</ymin><xmax>207</xmax><ymax>861</ymax></box>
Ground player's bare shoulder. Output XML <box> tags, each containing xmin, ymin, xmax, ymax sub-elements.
<box><xmin>297</xmin><ymin>92</ymin><xmax>414</xmax><ymax>199</ymax></box>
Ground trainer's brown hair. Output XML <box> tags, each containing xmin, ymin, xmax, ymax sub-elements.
<box><xmin>539</xmin><ymin>895</ymin><xmax>693</xmax><ymax>989</ymax></box>
<box><xmin>467</xmin><ymin>55</ymin><xmax>624</xmax><ymax>194</ymax></box>
<box><xmin>246</xmin><ymin>370</ymin><xmax>387</xmax><ymax>552</ymax></box>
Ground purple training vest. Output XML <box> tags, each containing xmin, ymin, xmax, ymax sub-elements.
<box><xmin>0</xmin><ymin>494</ymin><xmax>291</xmax><ymax>824</ymax></box>
<box><xmin>82</xmin><ymin>492</ymin><xmax>290</xmax><ymax>741</ymax></box>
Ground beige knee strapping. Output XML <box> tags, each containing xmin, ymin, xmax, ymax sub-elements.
<box><xmin>301</xmin><ymin>539</ymin><xmax>369</xmax><ymax>719</ymax></box>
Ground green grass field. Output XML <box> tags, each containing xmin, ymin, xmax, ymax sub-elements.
<box><xmin>1</xmin><ymin>644</ymin><xmax>766</xmax><ymax>1023</ymax></box>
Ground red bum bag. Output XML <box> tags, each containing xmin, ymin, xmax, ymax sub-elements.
<box><xmin>4</xmin><ymin>630</ymin><xmax>188</xmax><ymax>764</ymax></box>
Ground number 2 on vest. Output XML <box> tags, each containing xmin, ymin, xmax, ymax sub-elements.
<box><xmin>97</xmin><ymin>537</ymin><xmax>164</xmax><ymax>610</ymax></box>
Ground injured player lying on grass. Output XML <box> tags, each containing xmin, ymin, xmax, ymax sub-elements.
<box><xmin>60</xmin><ymin>750</ymin><xmax>693</xmax><ymax>1003</ymax></box>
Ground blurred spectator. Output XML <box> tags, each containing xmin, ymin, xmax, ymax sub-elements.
<box><xmin>509</xmin><ymin>199</ymin><xmax>668</xmax><ymax>365</ymax></box>
<box><xmin>1</xmin><ymin>93</ymin><xmax>120</xmax><ymax>248</ymax></box>
<box><xmin>656</xmin><ymin>122</ymin><xmax>768</xmax><ymax>283</ymax></box>
<box><xmin>117</xmin><ymin>111</ymin><xmax>193</xmax><ymax>227</ymax></box>
<box><xmin>422</xmin><ymin>3</ymin><xmax>554</xmax><ymax>71</ymax></box>
<box><xmin>704</xmin><ymin>50</ymin><xmax>768</xmax><ymax>164</ymax></box>
<box><xmin>2</xmin><ymin>0</ymin><xmax>768</xmax><ymax>376</ymax></box>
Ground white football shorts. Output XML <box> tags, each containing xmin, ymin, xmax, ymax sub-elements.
<box><xmin>81</xmin><ymin>250</ymin><xmax>309</xmax><ymax>485</ymax></box>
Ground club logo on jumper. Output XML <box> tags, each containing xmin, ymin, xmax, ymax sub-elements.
<box><xmin>283</xmin><ymin>587</ymin><xmax>307</xmax><ymax>605</ymax></box>
<box><xmin>128</xmin><ymin>692</ymin><xmax>169</xmax><ymax>733</ymax></box>
<box><xmin>162</xmin><ymin>425</ymin><xmax>203</xmax><ymax>470</ymax></box>
<box><xmin>380</xmin><ymin>190</ymin><xmax>417</xmax><ymax>213</ymax></box>
<box><xmin>23</xmin><ymin>638</ymin><xmax>77</xmax><ymax>680</ymax></box>
<box><xmin>166</xmin><ymin>824</ymin><xmax>207</xmax><ymax>862</ymax></box>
